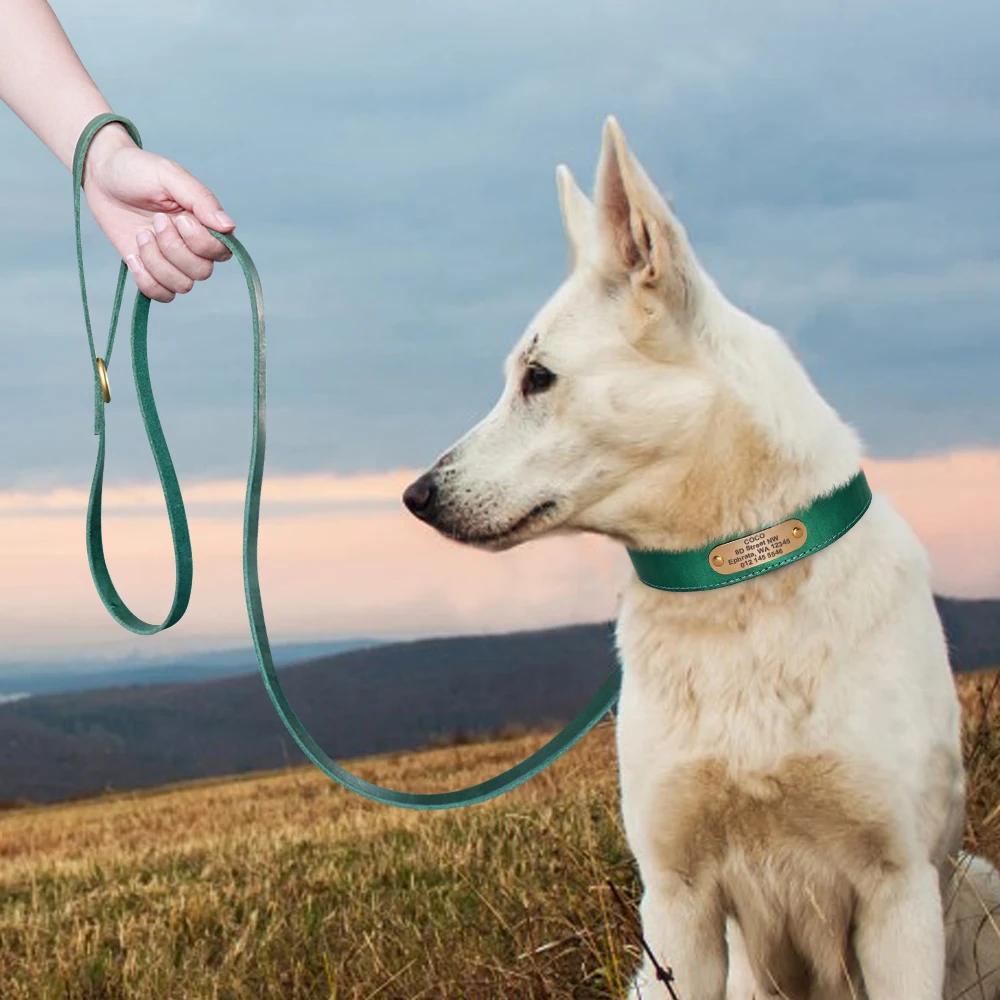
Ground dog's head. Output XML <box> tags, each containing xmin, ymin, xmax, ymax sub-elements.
<box><xmin>403</xmin><ymin>117</ymin><xmax>727</xmax><ymax>551</ymax></box>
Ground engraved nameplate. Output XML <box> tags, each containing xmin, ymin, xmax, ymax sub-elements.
<box><xmin>708</xmin><ymin>518</ymin><xmax>807</xmax><ymax>575</ymax></box>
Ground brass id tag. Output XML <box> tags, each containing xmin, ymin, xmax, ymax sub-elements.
<box><xmin>708</xmin><ymin>518</ymin><xmax>807</xmax><ymax>575</ymax></box>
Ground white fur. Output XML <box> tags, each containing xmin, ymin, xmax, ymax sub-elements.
<box><xmin>405</xmin><ymin>117</ymin><xmax>1000</xmax><ymax>999</ymax></box>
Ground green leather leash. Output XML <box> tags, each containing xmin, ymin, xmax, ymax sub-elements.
<box><xmin>73</xmin><ymin>113</ymin><xmax>872</xmax><ymax>810</ymax></box>
<box><xmin>73</xmin><ymin>113</ymin><xmax>621</xmax><ymax>810</ymax></box>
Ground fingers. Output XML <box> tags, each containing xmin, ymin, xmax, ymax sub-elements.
<box><xmin>173</xmin><ymin>212</ymin><xmax>234</xmax><ymax>262</ymax></box>
<box><xmin>129</xmin><ymin>227</ymin><xmax>194</xmax><ymax>302</ymax></box>
<box><xmin>160</xmin><ymin>160</ymin><xmax>236</xmax><ymax>242</ymax></box>
<box><xmin>125</xmin><ymin>245</ymin><xmax>177</xmax><ymax>303</ymax></box>
<box><xmin>153</xmin><ymin>213</ymin><xmax>215</xmax><ymax>280</ymax></box>
<box><xmin>126</xmin><ymin>211</ymin><xmax>235</xmax><ymax>302</ymax></box>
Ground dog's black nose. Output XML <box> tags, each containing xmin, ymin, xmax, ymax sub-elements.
<box><xmin>402</xmin><ymin>474</ymin><xmax>437</xmax><ymax>519</ymax></box>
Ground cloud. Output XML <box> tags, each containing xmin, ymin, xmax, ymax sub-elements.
<box><xmin>0</xmin><ymin>0</ymin><xmax>997</xmax><ymax>492</ymax></box>
<box><xmin>1</xmin><ymin>449</ymin><xmax>998</xmax><ymax>661</ymax></box>
<box><xmin>0</xmin><ymin>470</ymin><xmax>629</xmax><ymax>661</ymax></box>
<box><xmin>864</xmin><ymin>449</ymin><xmax>1000</xmax><ymax>597</ymax></box>
<box><xmin>0</xmin><ymin>469</ymin><xmax>417</xmax><ymax>514</ymax></box>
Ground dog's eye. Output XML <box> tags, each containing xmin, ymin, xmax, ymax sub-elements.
<box><xmin>521</xmin><ymin>363</ymin><xmax>556</xmax><ymax>396</ymax></box>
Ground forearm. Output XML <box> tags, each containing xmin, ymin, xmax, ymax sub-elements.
<box><xmin>0</xmin><ymin>0</ymin><xmax>135</xmax><ymax>176</ymax></box>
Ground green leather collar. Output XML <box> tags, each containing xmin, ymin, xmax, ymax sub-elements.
<box><xmin>626</xmin><ymin>469</ymin><xmax>872</xmax><ymax>592</ymax></box>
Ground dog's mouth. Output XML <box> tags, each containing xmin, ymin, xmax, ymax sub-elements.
<box><xmin>436</xmin><ymin>500</ymin><xmax>559</xmax><ymax>549</ymax></box>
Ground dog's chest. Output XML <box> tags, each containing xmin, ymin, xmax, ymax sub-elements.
<box><xmin>615</xmin><ymin>572</ymin><xmax>832</xmax><ymax>769</ymax></box>
<box><xmin>611</xmin><ymin>542</ymin><xmax>962</xmax><ymax>905</ymax></box>
<box><xmin>612</xmin><ymin>561</ymin><xmax>904</xmax><ymax>862</ymax></box>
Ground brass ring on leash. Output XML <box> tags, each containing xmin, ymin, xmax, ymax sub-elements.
<box><xmin>96</xmin><ymin>357</ymin><xmax>111</xmax><ymax>403</ymax></box>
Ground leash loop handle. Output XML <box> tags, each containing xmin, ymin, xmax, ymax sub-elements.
<box><xmin>75</xmin><ymin>113</ymin><xmax>193</xmax><ymax>635</ymax></box>
<box><xmin>74</xmin><ymin>113</ymin><xmax>621</xmax><ymax>808</ymax></box>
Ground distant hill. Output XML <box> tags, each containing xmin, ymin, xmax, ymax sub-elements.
<box><xmin>0</xmin><ymin>595</ymin><xmax>996</xmax><ymax>806</ymax></box>
<box><xmin>0</xmin><ymin>638</ymin><xmax>380</xmax><ymax>697</ymax></box>
<box><xmin>937</xmin><ymin>596</ymin><xmax>1000</xmax><ymax>673</ymax></box>
<box><xmin>0</xmin><ymin>623</ymin><xmax>619</xmax><ymax>805</ymax></box>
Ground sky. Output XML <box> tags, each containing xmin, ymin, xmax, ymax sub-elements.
<box><xmin>0</xmin><ymin>0</ymin><xmax>998</xmax><ymax>662</ymax></box>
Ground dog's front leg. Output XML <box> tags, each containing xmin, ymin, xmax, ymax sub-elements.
<box><xmin>631</xmin><ymin>873</ymin><xmax>727</xmax><ymax>1000</ymax></box>
<box><xmin>854</xmin><ymin>862</ymin><xmax>945</xmax><ymax>999</ymax></box>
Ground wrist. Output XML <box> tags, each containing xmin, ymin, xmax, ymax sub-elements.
<box><xmin>81</xmin><ymin>120</ymin><xmax>137</xmax><ymax>187</ymax></box>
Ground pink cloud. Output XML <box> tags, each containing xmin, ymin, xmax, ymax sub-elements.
<box><xmin>864</xmin><ymin>449</ymin><xmax>1000</xmax><ymax>598</ymax></box>
<box><xmin>0</xmin><ymin>450</ymin><xmax>996</xmax><ymax>659</ymax></box>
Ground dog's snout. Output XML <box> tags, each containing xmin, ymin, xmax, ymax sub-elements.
<box><xmin>402</xmin><ymin>474</ymin><xmax>438</xmax><ymax>519</ymax></box>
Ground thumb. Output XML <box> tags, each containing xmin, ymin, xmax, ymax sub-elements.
<box><xmin>161</xmin><ymin>160</ymin><xmax>235</xmax><ymax>232</ymax></box>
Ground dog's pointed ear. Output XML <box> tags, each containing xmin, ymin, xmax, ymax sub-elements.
<box><xmin>594</xmin><ymin>116</ymin><xmax>697</xmax><ymax>317</ymax></box>
<box><xmin>556</xmin><ymin>164</ymin><xmax>593</xmax><ymax>269</ymax></box>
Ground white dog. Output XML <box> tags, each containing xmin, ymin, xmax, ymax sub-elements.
<box><xmin>402</xmin><ymin>117</ymin><xmax>1000</xmax><ymax>999</ymax></box>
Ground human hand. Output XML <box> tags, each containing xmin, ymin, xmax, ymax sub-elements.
<box><xmin>81</xmin><ymin>126</ymin><xmax>235</xmax><ymax>303</ymax></box>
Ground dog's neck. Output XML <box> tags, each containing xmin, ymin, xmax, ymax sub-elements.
<box><xmin>611</xmin><ymin>301</ymin><xmax>865</xmax><ymax>554</ymax></box>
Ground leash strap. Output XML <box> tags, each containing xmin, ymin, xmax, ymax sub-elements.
<box><xmin>73</xmin><ymin>113</ymin><xmax>621</xmax><ymax>810</ymax></box>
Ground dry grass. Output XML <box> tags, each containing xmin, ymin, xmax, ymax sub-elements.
<box><xmin>0</xmin><ymin>719</ymin><xmax>641</xmax><ymax>999</ymax></box>
<box><xmin>958</xmin><ymin>667</ymin><xmax>1000</xmax><ymax>864</ymax></box>
<box><xmin>0</xmin><ymin>668</ymin><xmax>999</xmax><ymax>999</ymax></box>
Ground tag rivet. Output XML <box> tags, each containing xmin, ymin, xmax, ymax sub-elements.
<box><xmin>712</xmin><ymin>554</ymin><xmax>724</xmax><ymax>566</ymax></box>
<box><xmin>792</xmin><ymin>526</ymin><xmax>803</xmax><ymax>537</ymax></box>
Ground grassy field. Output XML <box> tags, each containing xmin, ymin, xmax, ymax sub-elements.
<box><xmin>1</xmin><ymin>669</ymin><xmax>1000</xmax><ymax>1000</ymax></box>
